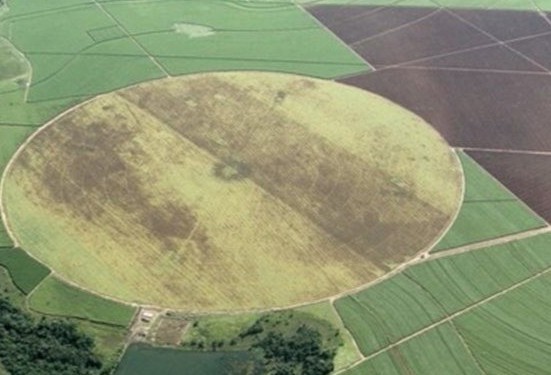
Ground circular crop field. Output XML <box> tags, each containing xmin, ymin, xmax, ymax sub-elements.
<box><xmin>1</xmin><ymin>72</ymin><xmax>462</xmax><ymax>311</ymax></box>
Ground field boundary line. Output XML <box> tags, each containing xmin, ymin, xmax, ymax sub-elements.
<box><xmin>423</xmin><ymin>148</ymin><xmax>465</xmax><ymax>256</ymax></box>
<box><xmin>91</xmin><ymin>0</ymin><xmax>171</xmax><ymax>77</ymax></box>
<box><xmin>450</xmin><ymin>320</ymin><xmax>488</xmax><ymax>375</ymax></box>
<box><xmin>457</xmin><ymin>149</ymin><xmax>551</xmax><ymax>226</ymax></box>
<box><xmin>24</xmin><ymin>271</ymin><xmax>51</xmax><ymax>311</ymax></box>
<box><xmin>373</xmin><ymin>65</ymin><xmax>551</xmax><ymax>76</ymax></box>
<box><xmin>462</xmin><ymin>146</ymin><xmax>551</xmax><ymax>156</ymax></box>
<box><xmin>334</xmin><ymin>264</ymin><xmax>551</xmax><ymax>374</ymax></box>
<box><xmin>0</xmin><ymin>96</ymin><xmax>99</xmax><ymax>249</ymax></box>
<box><xmin>428</xmin><ymin>222</ymin><xmax>551</xmax><ymax>261</ymax></box>
<box><xmin>435</xmin><ymin>4</ymin><xmax>551</xmax><ymax>73</ymax></box>
<box><xmin>350</xmin><ymin>8</ymin><xmax>441</xmax><ymax>47</ymax></box>
<box><xmin>295</xmin><ymin>2</ymin><xmax>376</xmax><ymax>72</ymax></box>
<box><xmin>367</xmin><ymin>29</ymin><xmax>551</xmax><ymax>74</ymax></box>
<box><xmin>0</xmin><ymin>36</ymin><xmax>33</xmax><ymax>102</ymax></box>
<box><xmin>329</xmin><ymin>298</ymin><xmax>365</xmax><ymax>363</ymax></box>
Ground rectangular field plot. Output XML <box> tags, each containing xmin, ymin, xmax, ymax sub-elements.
<box><xmin>454</xmin><ymin>273</ymin><xmax>551</xmax><ymax>375</ymax></box>
<box><xmin>335</xmin><ymin>273</ymin><xmax>445</xmax><ymax>355</ymax></box>
<box><xmin>28</xmin><ymin>53</ymin><xmax>164</xmax><ymax>101</ymax></box>
<box><xmin>2</xmin><ymin>0</ymin><xmax>90</xmax><ymax>18</ymax></box>
<box><xmin>0</xmin><ymin>248</ymin><xmax>50</xmax><ymax>294</ymax></box>
<box><xmin>408</xmin><ymin>233</ymin><xmax>551</xmax><ymax>314</ymax></box>
<box><xmin>114</xmin><ymin>345</ymin><xmax>262</xmax><ymax>375</ymax></box>
<box><xmin>343</xmin><ymin>324</ymin><xmax>483</xmax><ymax>375</ymax></box>
<box><xmin>432</xmin><ymin>152</ymin><xmax>545</xmax><ymax>252</ymax></box>
<box><xmin>336</xmin><ymin>233</ymin><xmax>551</xmax><ymax>356</ymax></box>
<box><xmin>469</xmin><ymin>151</ymin><xmax>551</xmax><ymax>223</ymax></box>
<box><xmin>8</xmin><ymin>5</ymin><xmax>114</xmax><ymax>53</ymax></box>
<box><xmin>0</xmin><ymin>88</ymin><xmax>78</xmax><ymax>125</ymax></box>
<box><xmin>28</xmin><ymin>276</ymin><xmax>136</xmax><ymax>327</ymax></box>
<box><xmin>103</xmin><ymin>0</ymin><xmax>368</xmax><ymax>78</ymax></box>
<box><xmin>342</xmin><ymin>69</ymin><xmax>551</xmax><ymax>152</ymax></box>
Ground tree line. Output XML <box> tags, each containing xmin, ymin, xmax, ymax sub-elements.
<box><xmin>0</xmin><ymin>298</ymin><xmax>107</xmax><ymax>375</ymax></box>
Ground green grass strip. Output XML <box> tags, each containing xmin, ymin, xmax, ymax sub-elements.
<box><xmin>0</xmin><ymin>248</ymin><xmax>50</xmax><ymax>294</ymax></box>
<box><xmin>29</xmin><ymin>276</ymin><xmax>136</xmax><ymax>327</ymax></box>
<box><xmin>432</xmin><ymin>152</ymin><xmax>545</xmax><ymax>252</ymax></box>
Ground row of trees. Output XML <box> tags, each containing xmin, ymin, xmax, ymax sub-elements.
<box><xmin>0</xmin><ymin>298</ymin><xmax>106</xmax><ymax>375</ymax></box>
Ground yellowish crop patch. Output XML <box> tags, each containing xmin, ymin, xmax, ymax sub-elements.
<box><xmin>2</xmin><ymin>72</ymin><xmax>462</xmax><ymax>311</ymax></box>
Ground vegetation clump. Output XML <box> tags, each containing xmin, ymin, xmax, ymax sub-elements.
<box><xmin>0</xmin><ymin>298</ymin><xmax>106</xmax><ymax>375</ymax></box>
<box><xmin>252</xmin><ymin>324</ymin><xmax>335</xmax><ymax>375</ymax></box>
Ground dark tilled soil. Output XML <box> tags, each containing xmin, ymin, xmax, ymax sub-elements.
<box><xmin>509</xmin><ymin>33</ymin><xmax>551</xmax><ymax>70</ymax></box>
<box><xmin>341</xmin><ymin>69</ymin><xmax>551</xmax><ymax>151</ymax></box>
<box><xmin>354</xmin><ymin>10</ymin><xmax>493</xmax><ymax>66</ymax></box>
<box><xmin>413</xmin><ymin>44</ymin><xmax>545</xmax><ymax>71</ymax></box>
<box><xmin>308</xmin><ymin>5</ymin><xmax>436</xmax><ymax>44</ymax></box>
<box><xmin>452</xmin><ymin>8</ymin><xmax>551</xmax><ymax>41</ymax></box>
<box><xmin>468</xmin><ymin>151</ymin><xmax>551</xmax><ymax>222</ymax></box>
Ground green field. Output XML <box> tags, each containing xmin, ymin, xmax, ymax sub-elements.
<box><xmin>341</xmin><ymin>256</ymin><xmax>551</xmax><ymax>374</ymax></box>
<box><xmin>432</xmin><ymin>152</ymin><xmax>545</xmax><ymax>252</ymax></box>
<box><xmin>0</xmin><ymin>125</ymin><xmax>36</xmax><ymax>246</ymax></box>
<box><xmin>454</xmin><ymin>273</ymin><xmax>551</xmax><ymax>375</ymax></box>
<box><xmin>2</xmin><ymin>0</ymin><xmax>551</xmax><ymax>374</ymax></box>
<box><xmin>76</xmin><ymin>320</ymin><xmax>128</xmax><ymax>365</ymax></box>
<box><xmin>336</xmin><ymin>232</ymin><xmax>551</xmax><ymax>356</ymax></box>
<box><xmin>343</xmin><ymin>324</ymin><xmax>483</xmax><ymax>375</ymax></box>
<box><xmin>0</xmin><ymin>0</ymin><xmax>368</xmax><ymax>105</ymax></box>
<box><xmin>0</xmin><ymin>247</ymin><xmax>49</xmax><ymax>294</ymax></box>
<box><xmin>0</xmin><ymin>37</ymin><xmax>28</xmax><ymax>81</ymax></box>
<box><xmin>0</xmin><ymin>267</ymin><xmax>25</xmax><ymax>309</ymax></box>
<box><xmin>28</xmin><ymin>276</ymin><xmax>136</xmax><ymax>327</ymax></box>
<box><xmin>115</xmin><ymin>345</ymin><xmax>261</xmax><ymax>375</ymax></box>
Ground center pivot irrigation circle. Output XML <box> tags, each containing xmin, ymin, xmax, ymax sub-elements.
<box><xmin>1</xmin><ymin>72</ymin><xmax>462</xmax><ymax>312</ymax></box>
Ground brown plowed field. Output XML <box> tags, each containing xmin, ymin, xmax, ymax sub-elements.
<box><xmin>308</xmin><ymin>5</ymin><xmax>435</xmax><ymax>45</ymax></box>
<box><xmin>452</xmin><ymin>9</ymin><xmax>551</xmax><ymax>40</ymax></box>
<box><xmin>509</xmin><ymin>34</ymin><xmax>551</xmax><ymax>70</ymax></box>
<box><xmin>341</xmin><ymin>69</ymin><xmax>551</xmax><ymax>151</ymax></box>
<box><xmin>415</xmin><ymin>44</ymin><xmax>544</xmax><ymax>71</ymax></box>
<box><xmin>468</xmin><ymin>151</ymin><xmax>551</xmax><ymax>222</ymax></box>
<box><xmin>310</xmin><ymin>4</ymin><xmax>551</xmax><ymax>224</ymax></box>
<box><xmin>309</xmin><ymin>6</ymin><xmax>494</xmax><ymax>66</ymax></box>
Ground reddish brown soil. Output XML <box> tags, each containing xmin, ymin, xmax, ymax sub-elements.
<box><xmin>468</xmin><ymin>151</ymin><xmax>551</xmax><ymax>222</ymax></box>
<box><xmin>340</xmin><ymin>69</ymin><xmax>551</xmax><ymax>151</ymax></box>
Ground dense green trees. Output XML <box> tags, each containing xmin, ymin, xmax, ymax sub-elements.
<box><xmin>0</xmin><ymin>298</ymin><xmax>105</xmax><ymax>375</ymax></box>
<box><xmin>253</xmin><ymin>325</ymin><xmax>335</xmax><ymax>375</ymax></box>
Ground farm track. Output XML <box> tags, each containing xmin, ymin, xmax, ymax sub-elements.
<box><xmin>296</xmin><ymin>3</ymin><xmax>376</xmax><ymax>72</ymax></box>
<box><xmin>91</xmin><ymin>0</ymin><xmax>170</xmax><ymax>77</ymax></box>
<box><xmin>428</xmin><ymin>226</ymin><xmax>551</xmax><ymax>260</ymax></box>
<box><xmin>334</xmin><ymin>260</ymin><xmax>551</xmax><ymax>374</ymax></box>
<box><xmin>3</xmin><ymin>2</ymin><xmax>551</xmax><ymax>373</ymax></box>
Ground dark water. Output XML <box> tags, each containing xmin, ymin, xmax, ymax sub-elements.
<box><xmin>114</xmin><ymin>344</ymin><xmax>262</xmax><ymax>375</ymax></box>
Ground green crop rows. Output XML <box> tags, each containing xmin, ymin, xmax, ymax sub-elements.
<box><xmin>29</xmin><ymin>276</ymin><xmax>136</xmax><ymax>327</ymax></box>
<box><xmin>0</xmin><ymin>248</ymin><xmax>50</xmax><ymax>294</ymax></box>
<box><xmin>433</xmin><ymin>152</ymin><xmax>545</xmax><ymax>252</ymax></box>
